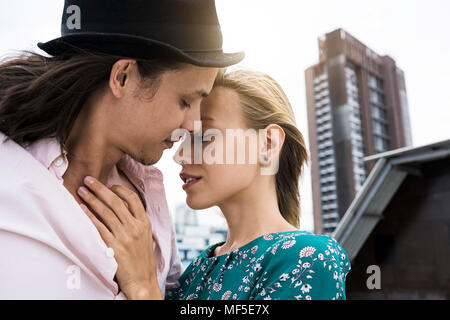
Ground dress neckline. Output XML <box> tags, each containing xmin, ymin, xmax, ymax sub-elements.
<box><xmin>203</xmin><ymin>230</ymin><xmax>311</xmax><ymax>260</ymax></box>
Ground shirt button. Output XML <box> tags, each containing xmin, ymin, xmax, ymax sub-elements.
<box><xmin>54</xmin><ymin>156</ymin><xmax>64</xmax><ymax>167</ymax></box>
<box><xmin>105</xmin><ymin>247</ymin><xmax>115</xmax><ymax>258</ymax></box>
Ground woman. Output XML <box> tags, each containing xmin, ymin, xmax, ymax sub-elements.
<box><xmin>78</xmin><ymin>69</ymin><xmax>351</xmax><ymax>300</ymax></box>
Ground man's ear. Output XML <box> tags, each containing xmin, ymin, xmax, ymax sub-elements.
<box><xmin>109</xmin><ymin>59</ymin><xmax>136</xmax><ymax>98</ymax></box>
<box><xmin>118</xmin><ymin>71</ymin><xmax>127</xmax><ymax>87</ymax></box>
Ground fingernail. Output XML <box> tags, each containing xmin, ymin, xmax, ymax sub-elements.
<box><xmin>78</xmin><ymin>186</ymin><xmax>88</xmax><ymax>196</ymax></box>
<box><xmin>84</xmin><ymin>176</ymin><xmax>95</xmax><ymax>185</ymax></box>
<box><xmin>80</xmin><ymin>204</ymin><xmax>88</xmax><ymax>212</ymax></box>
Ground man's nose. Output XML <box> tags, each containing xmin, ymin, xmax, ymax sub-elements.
<box><xmin>173</xmin><ymin>135</ymin><xmax>194</xmax><ymax>165</ymax></box>
<box><xmin>180</xmin><ymin>103</ymin><xmax>201</xmax><ymax>133</ymax></box>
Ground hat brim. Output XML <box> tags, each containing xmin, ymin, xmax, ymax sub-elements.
<box><xmin>37</xmin><ymin>33</ymin><xmax>244</xmax><ymax>68</ymax></box>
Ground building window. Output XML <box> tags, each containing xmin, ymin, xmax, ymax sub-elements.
<box><xmin>369</xmin><ymin>73</ymin><xmax>389</xmax><ymax>153</ymax></box>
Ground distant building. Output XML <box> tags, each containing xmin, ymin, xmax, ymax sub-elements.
<box><xmin>174</xmin><ymin>204</ymin><xmax>227</xmax><ymax>269</ymax></box>
<box><xmin>333</xmin><ymin>139</ymin><xmax>450</xmax><ymax>299</ymax></box>
<box><xmin>305</xmin><ymin>28</ymin><xmax>413</xmax><ymax>234</ymax></box>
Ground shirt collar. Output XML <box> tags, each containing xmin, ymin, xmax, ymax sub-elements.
<box><xmin>25</xmin><ymin>137</ymin><xmax>68</xmax><ymax>170</ymax></box>
<box><xmin>117</xmin><ymin>153</ymin><xmax>164</xmax><ymax>182</ymax></box>
<box><xmin>25</xmin><ymin>137</ymin><xmax>164</xmax><ymax>183</ymax></box>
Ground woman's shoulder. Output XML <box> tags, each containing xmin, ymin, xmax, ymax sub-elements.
<box><xmin>258</xmin><ymin>230</ymin><xmax>340</xmax><ymax>249</ymax></box>
<box><xmin>251</xmin><ymin>230</ymin><xmax>351</xmax><ymax>300</ymax></box>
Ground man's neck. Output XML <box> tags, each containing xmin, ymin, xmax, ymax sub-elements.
<box><xmin>62</xmin><ymin>125</ymin><xmax>124</xmax><ymax>205</ymax></box>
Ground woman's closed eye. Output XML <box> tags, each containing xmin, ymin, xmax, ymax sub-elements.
<box><xmin>186</xmin><ymin>132</ymin><xmax>216</xmax><ymax>144</ymax></box>
<box><xmin>202</xmin><ymin>134</ymin><xmax>216</xmax><ymax>143</ymax></box>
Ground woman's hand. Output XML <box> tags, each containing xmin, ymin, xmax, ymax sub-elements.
<box><xmin>77</xmin><ymin>176</ymin><xmax>162</xmax><ymax>300</ymax></box>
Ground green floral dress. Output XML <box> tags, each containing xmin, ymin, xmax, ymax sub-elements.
<box><xmin>166</xmin><ymin>231</ymin><xmax>351</xmax><ymax>300</ymax></box>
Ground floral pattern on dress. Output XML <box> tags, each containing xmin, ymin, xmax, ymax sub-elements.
<box><xmin>166</xmin><ymin>231</ymin><xmax>351</xmax><ymax>300</ymax></box>
<box><xmin>250</xmin><ymin>233</ymin><xmax>351</xmax><ymax>300</ymax></box>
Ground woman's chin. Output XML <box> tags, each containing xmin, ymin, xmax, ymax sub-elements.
<box><xmin>186</xmin><ymin>196</ymin><xmax>212</xmax><ymax>211</ymax></box>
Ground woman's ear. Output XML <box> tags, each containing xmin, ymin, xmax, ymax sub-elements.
<box><xmin>259</xmin><ymin>124</ymin><xmax>285</xmax><ymax>166</ymax></box>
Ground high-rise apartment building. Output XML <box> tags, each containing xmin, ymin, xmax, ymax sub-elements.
<box><xmin>305</xmin><ymin>28</ymin><xmax>413</xmax><ymax>235</ymax></box>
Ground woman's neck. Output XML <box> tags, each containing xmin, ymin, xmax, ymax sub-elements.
<box><xmin>215</xmin><ymin>180</ymin><xmax>297</xmax><ymax>256</ymax></box>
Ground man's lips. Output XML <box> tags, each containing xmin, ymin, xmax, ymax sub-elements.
<box><xmin>164</xmin><ymin>136</ymin><xmax>182</xmax><ymax>148</ymax></box>
<box><xmin>164</xmin><ymin>139</ymin><xmax>174</xmax><ymax>148</ymax></box>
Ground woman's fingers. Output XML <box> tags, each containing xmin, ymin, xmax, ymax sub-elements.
<box><xmin>81</xmin><ymin>176</ymin><xmax>133</xmax><ymax>226</ymax></box>
<box><xmin>78</xmin><ymin>178</ymin><xmax>157</xmax><ymax>299</ymax></box>
<box><xmin>77</xmin><ymin>185</ymin><xmax>124</xmax><ymax>236</ymax></box>
<box><xmin>109</xmin><ymin>185</ymin><xmax>149</xmax><ymax>223</ymax></box>
<box><xmin>80</xmin><ymin>203</ymin><xmax>115</xmax><ymax>246</ymax></box>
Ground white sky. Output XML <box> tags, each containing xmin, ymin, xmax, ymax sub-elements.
<box><xmin>1</xmin><ymin>0</ymin><xmax>449</xmax><ymax>233</ymax></box>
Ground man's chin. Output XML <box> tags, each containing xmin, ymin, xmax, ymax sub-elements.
<box><xmin>129</xmin><ymin>152</ymin><xmax>160</xmax><ymax>167</ymax></box>
<box><xmin>139</xmin><ymin>159</ymin><xmax>157</xmax><ymax>166</ymax></box>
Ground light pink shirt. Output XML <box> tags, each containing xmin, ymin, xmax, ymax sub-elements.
<box><xmin>0</xmin><ymin>132</ymin><xmax>182</xmax><ymax>299</ymax></box>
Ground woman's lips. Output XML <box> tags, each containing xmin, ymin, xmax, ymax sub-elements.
<box><xmin>180</xmin><ymin>172</ymin><xmax>202</xmax><ymax>190</ymax></box>
<box><xmin>182</xmin><ymin>177</ymin><xmax>201</xmax><ymax>190</ymax></box>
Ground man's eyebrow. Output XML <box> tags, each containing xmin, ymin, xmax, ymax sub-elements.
<box><xmin>201</xmin><ymin>116</ymin><xmax>215</xmax><ymax>121</ymax></box>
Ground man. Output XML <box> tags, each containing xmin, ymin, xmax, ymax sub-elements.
<box><xmin>0</xmin><ymin>0</ymin><xmax>243</xmax><ymax>299</ymax></box>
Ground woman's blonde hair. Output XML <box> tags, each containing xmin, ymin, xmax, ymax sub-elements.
<box><xmin>214</xmin><ymin>69</ymin><xmax>309</xmax><ymax>228</ymax></box>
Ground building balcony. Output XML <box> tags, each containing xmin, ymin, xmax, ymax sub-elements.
<box><xmin>322</xmin><ymin>194</ymin><xmax>337</xmax><ymax>201</ymax></box>
<box><xmin>322</xmin><ymin>203</ymin><xmax>338</xmax><ymax>211</ymax></box>
<box><xmin>320</xmin><ymin>176</ymin><xmax>336</xmax><ymax>184</ymax></box>
<box><xmin>318</xmin><ymin>140</ymin><xmax>333</xmax><ymax>149</ymax></box>
<box><xmin>321</xmin><ymin>184</ymin><xmax>337</xmax><ymax>192</ymax></box>
<box><xmin>322</xmin><ymin>212</ymin><xmax>339</xmax><ymax>220</ymax></box>
<box><xmin>319</xmin><ymin>149</ymin><xmax>334</xmax><ymax>158</ymax></box>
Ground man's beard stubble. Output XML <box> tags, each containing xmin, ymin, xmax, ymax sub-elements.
<box><xmin>130</xmin><ymin>149</ymin><xmax>159</xmax><ymax>167</ymax></box>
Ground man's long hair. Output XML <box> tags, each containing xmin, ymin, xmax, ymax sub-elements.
<box><xmin>0</xmin><ymin>50</ymin><xmax>182</xmax><ymax>154</ymax></box>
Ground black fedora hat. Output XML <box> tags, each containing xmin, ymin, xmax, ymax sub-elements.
<box><xmin>37</xmin><ymin>0</ymin><xmax>244</xmax><ymax>68</ymax></box>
